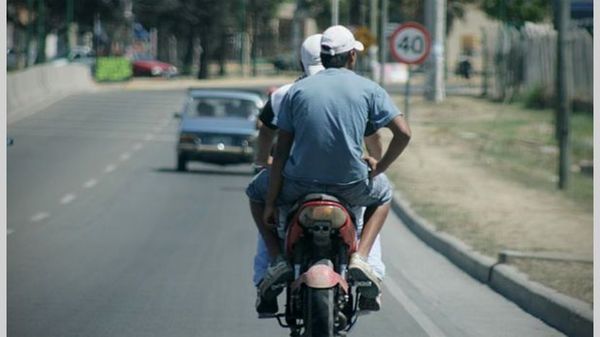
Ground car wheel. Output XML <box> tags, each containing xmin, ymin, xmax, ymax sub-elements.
<box><xmin>177</xmin><ymin>154</ymin><xmax>187</xmax><ymax>172</ymax></box>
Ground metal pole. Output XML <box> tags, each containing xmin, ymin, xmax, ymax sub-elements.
<box><xmin>404</xmin><ymin>65</ymin><xmax>412</xmax><ymax>119</ymax></box>
<box><xmin>555</xmin><ymin>0</ymin><xmax>572</xmax><ymax>189</ymax></box>
<box><xmin>378</xmin><ymin>0</ymin><xmax>387</xmax><ymax>86</ymax></box>
<box><xmin>425</xmin><ymin>0</ymin><xmax>446</xmax><ymax>102</ymax></box>
<box><xmin>332</xmin><ymin>0</ymin><xmax>339</xmax><ymax>26</ymax></box>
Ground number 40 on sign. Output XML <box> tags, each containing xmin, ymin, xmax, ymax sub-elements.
<box><xmin>390</xmin><ymin>22</ymin><xmax>431</xmax><ymax>65</ymax></box>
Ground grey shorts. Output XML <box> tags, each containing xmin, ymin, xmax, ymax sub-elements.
<box><xmin>245</xmin><ymin>168</ymin><xmax>393</xmax><ymax>208</ymax></box>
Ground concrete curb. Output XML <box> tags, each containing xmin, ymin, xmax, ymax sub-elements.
<box><xmin>390</xmin><ymin>191</ymin><xmax>593</xmax><ymax>337</ymax></box>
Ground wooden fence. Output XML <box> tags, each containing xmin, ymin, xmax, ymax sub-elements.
<box><xmin>482</xmin><ymin>22</ymin><xmax>593</xmax><ymax>107</ymax></box>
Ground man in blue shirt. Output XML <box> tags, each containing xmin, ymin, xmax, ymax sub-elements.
<box><xmin>263</xmin><ymin>25</ymin><xmax>411</xmax><ymax>310</ymax></box>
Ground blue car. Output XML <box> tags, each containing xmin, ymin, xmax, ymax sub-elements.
<box><xmin>175</xmin><ymin>89</ymin><xmax>264</xmax><ymax>170</ymax></box>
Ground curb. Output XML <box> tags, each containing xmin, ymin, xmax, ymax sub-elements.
<box><xmin>390</xmin><ymin>191</ymin><xmax>593</xmax><ymax>337</ymax></box>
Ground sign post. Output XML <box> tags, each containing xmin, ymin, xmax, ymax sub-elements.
<box><xmin>389</xmin><ymin>22</ymin><xmax>431</xmax><ymax>119</ymax></box>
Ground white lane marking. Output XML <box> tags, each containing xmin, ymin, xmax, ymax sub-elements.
<box><xmin>104</xmin><ymin>164</ymin><xmax>117</xmax><ymax>173</ymax></box>
<box><xmin>84</xmin><ymin>179</ymin><xmax>98</xmax><ymax>189</ymax></box>
<box><xmin>7</xmin><ymin>229</ymin><xmax>14</xmax><ymax>236</ymax></box>
<box><xmin>119</xmin><ymin>152</ymin><xmax>131</xmax><ymax>161</ymax></box>
<box><xmin>31</xmin><ymin>212</ymin><xmax>50</xmax><ymax>222</ymax></box>
<box><xmin>60</xmin><ymin>193</ymin><xmax>77</xmax><ymax>205</ymax></box>
<box><xmin>132</xmin><ymin>143</ymin><xmax>144</xmax><ymax>151</ymax></box>
<box><xmin>384</xmin><ymin>277</ymin><xmax>449</xmax><ymax>337</ymax></box>
<box><xmin>153</xmin><ymin>125</ymin><xmax>162</xmax><ymax>132</ymax></box>
<box><xmin>144</xmin><ymin>134</ymin><xmax>155</xmax><ymax>141</ymax></box>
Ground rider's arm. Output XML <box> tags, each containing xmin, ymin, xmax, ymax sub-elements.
<box><xmin>364</xmin><ymin>131</ymin><xmax>383</xmax><ymax>161</ymax></box>
<box><xmin>254</xmin><ymin>99</ymin><xmax>278</xmax><ymax>167</ymax></box>
<box><xmin>264</xmin><ymin>129</ymin><xmax>294</xmax><ymax>224</ymax></box>
<box><xmin>372</xmin><ymin>115</ymin><xmax>411</xmax><ymax>177</ymax></box>
<box><xmin>254</xmin><ymin>125</ymin><xmax>276</xmax><ymax>167</ymax></box>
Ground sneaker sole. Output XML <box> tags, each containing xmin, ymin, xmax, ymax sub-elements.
<box><xmin>348</xmin><ymin>268</ymin><xmax>380</xmax><ymax>298</ymax></box>
<box><xmin>260</xmin><ymin>269</ymin><xmax>294</xmax><ymax>299</ymax></box>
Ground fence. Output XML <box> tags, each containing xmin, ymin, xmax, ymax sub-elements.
<box><xmin>482</xmin><ymin>22</ymin><xmax>593</xmax><ymax>108</ymax></box>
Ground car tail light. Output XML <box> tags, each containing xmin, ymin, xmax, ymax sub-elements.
<box><xmin>299</xmin><ymin>205</ymin><xmax>347</xmax><ymax>229</ymax></box>
<box><xmin>179</xmin><ymin>133</ymin><xmax>196</xmax><ymax>143</ymax></box>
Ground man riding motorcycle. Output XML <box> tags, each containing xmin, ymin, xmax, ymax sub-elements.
<box><xmin>262</xmin><ymin>25</ymin><xmax>411</xmax><ymax>316</ymax></box>
<box><xmin>246</xmin><ymin>33</ymin><xmax>388</xmax><ymax>315</ymax></box>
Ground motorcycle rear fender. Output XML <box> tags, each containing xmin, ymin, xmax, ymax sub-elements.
<box><xmin>292</xmin><ymin>264</ymin><xmax>349</xmax><ymax>293</ymax></box>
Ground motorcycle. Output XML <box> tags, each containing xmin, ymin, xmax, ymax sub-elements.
<box><xmin>262</xmin><ymin>193</ymin><xmax>372</xmax><ymax>337</ymax></box>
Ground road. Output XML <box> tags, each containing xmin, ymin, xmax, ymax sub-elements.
<box><xmin>7</xmin><ymin>87</ymin><xmax>564</xmax><ymax>337</ymax></box>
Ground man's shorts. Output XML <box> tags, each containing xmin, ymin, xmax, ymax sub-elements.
<box><xmin>245</xmin><ymin>168</ymin><xmax>393</xmax><ymax>208</ymax></box>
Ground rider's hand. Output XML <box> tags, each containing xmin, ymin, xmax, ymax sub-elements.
<box><xmin>263</xmin><ymin>204</ymin><xmax>277</xmax><ymax>231</ymax></box>
<box><xmin>364</xmin><ymin>156</ymin><xmax>382</xmax><ymax>178</ymax></box>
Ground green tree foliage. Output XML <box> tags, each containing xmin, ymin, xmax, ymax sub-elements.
<box><xmin>481</xmin><ymin>0</ymin><xmax>551</xmax><ymax>26</ymax></box>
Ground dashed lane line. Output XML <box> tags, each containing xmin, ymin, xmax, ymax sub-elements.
<box><xmin>83</xmin><ymin>179</ymin><xmax>98</xmax><ymax>189</ymax></box>
<box><xmin>31</xmin><ymin>212</ymin><xmax>50</xmax><ymax>223</ymax></box>
<box><xmin>104</xmin><ymin>164</ymin><xmax>117</xmax><ymax>174</ymax></box>
<box><xmin>132</xmin><ymin>143</ymin><xmax>144</xmax><ymax>151</ymax></box>
<box><xmin>120</xmin><ymin>152</ymin><xmax>131</xmax><ymax>161</ymax></box>
<box><xmin>60</xmin><ymin>194</ymin><xmax>77</xmax><ymax>205</ymax></box>
<box><xmin>7</xmin><ymin>229</ymin><xmax>14</xmax><ymax>236</ymax></box>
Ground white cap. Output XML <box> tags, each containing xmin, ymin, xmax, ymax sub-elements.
<box><xmin>320</xmin><ymin>25</ymin><xmax>364</xmax><ymax>56</ymax></box>
<box><xmin>300</xmin><ymin>34</ymin><xmax>325</xmax><ymax>76</ymax></box>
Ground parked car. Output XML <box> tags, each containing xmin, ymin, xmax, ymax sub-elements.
<box><xmin>131</xmin><ymin>53</ymin><xmax>178</xmax><ymax>77</ymax></box>
<box><xmin>174</xmin><ymin>89</ymin><xmax>264</xmax><ymax>170</ymax></box>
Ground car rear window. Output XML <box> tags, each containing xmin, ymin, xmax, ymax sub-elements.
<box><xmin>187</xmin><ymin>98</ymin><xmax>259</xmax><ymax>119</ymax></box>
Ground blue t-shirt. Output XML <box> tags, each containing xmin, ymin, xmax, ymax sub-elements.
<box><xmin>277</xmin><ymin>68</ymin><xmax>401</xmax><ymax>185</ymax></box>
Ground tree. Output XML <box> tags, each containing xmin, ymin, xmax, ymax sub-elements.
<box><xmin>481</xmin><ymin>0</ymin><xmax>551</xmax><ymax>26</ymax></box>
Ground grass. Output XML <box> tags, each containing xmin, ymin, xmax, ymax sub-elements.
<box><xmin>434</xmin><ymin>98</ymin><xmax>593</xmax><ymax>211</ymax></box>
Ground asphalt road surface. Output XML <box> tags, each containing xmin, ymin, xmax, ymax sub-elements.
<box><xmin>7</xmin><ymin>87</ymin><xmax>565</xmax><ymax>337</ymax></box>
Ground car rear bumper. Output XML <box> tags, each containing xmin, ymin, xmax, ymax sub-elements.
<box><xmin>178</xmin><ymin>143</ymin><xmax>254</xmax><ymax>164</ymax></box>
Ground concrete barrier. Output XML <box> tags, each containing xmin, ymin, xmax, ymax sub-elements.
<box><xmin>7</xmin><ymin>63</ymin><xmax>95</xmax><ymax>124</ymax></box>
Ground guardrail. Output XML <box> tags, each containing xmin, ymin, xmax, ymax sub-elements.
<box><xmin>7</xmin><ymin>63</ymin><xmax>95</xmax><ymax>124</ymax></box>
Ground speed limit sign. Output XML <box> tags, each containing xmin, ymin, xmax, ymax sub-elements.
<box><xmin>389</xmin><ymin>22</ymin><xmax>431</xmax><ymax>65</ymax></box>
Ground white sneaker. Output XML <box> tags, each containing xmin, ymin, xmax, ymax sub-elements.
<box><xmin>348</xmin><ymin>253</ymin><xmax>382</xmax><ymax>298</ymax></box>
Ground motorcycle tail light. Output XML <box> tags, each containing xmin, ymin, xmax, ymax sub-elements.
<box><xmin>299</xmin><ymin>205</ymin><xmax>347</xmax><ymax>229</ymax></box>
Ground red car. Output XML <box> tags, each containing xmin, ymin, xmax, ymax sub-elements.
<box><xmin>131</xmin><ymin>54</ymin><xmax>178</xmax><ymax>77</ymax></box>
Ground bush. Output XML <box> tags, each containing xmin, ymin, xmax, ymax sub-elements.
<box><xmin>95</xmin><ymin>57</ymin><xmax>132</xmax><ymax>82</ymax></box>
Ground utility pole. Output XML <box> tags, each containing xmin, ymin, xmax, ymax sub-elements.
<box><xmin>424</xmin><ymin>0</ymin><xmax>446</xmax><ymax>102</ymax></box>
<box><xmin>332</xmin><ymin>0</ymin><xmax>339</xmax><ymax>26</ymax></box>
<box><xmin>378</xmin><ymin>0</ymin><xmax>388</xmax><ymax>86</ymax></box>
<box><xmin>555</xmin><ymin>0</ymin><xmax>572</xmax><ymax>189</ymax></box>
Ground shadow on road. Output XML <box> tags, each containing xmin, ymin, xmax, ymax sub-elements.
<box><xmin>154</xmin><ymin>167</ymin><xmax>254</xmax><ymax>177</ymax></box>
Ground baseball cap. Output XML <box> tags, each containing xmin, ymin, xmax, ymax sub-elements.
<box><xmin>300</xmin><ymin>34</ymin><xmax>325</xmax><ymax>76</ymax></box>
<box><xmin>320</xmin><ymin>25</ymin><xmax>365</xmax><ymax>56</ymax></box>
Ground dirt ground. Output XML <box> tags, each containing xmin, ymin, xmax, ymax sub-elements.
<box><xmin>383</xmin><ymin>95</ymin><xmax>593</xmax><ymax>303</ymax></box>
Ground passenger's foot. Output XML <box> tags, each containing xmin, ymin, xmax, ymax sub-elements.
<box><xmin>348</xmin><ymin>253</ymin><xmax>382</xmax><ymax>298</ymax></box>
<box><xmin>257</xmin><ymin>255</ymin><xmax>293</xmax><ymax>299</ymax></box>
<box><xmin>255</xmin><ymin>289</ymin><xmax>278</xmax><ymax>318</ymax></box>
<box><xmin>358</xmin><ymin>294</ymin><xmax>381</xmax><ymax>311</ymax></box>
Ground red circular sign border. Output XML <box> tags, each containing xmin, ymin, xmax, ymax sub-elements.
<box><xmin>389</xmin><ymin>22</ymin><xmax>432</xmax><ymax>65</ymax></box>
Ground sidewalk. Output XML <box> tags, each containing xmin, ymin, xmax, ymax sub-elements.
<box><xmin>383</xmin><ymin>94</ymin><xmax>593</xmax><ymax>305</ymax></box>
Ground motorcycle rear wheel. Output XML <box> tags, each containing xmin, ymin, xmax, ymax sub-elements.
<box><xmin>305</xmin><ymin>287</ymin><xmax>335</xmax><ymax>337</ymax></box>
